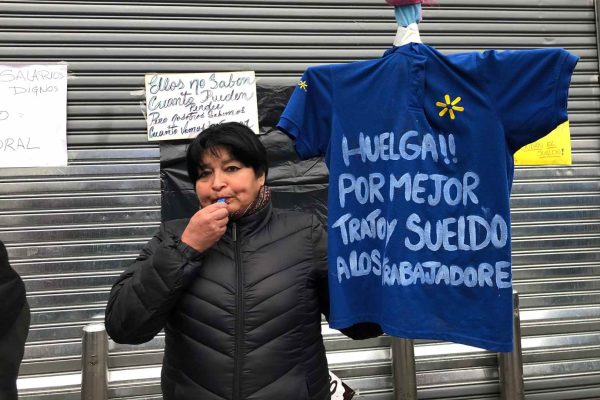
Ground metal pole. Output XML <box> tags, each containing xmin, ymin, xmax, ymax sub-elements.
<box><xmin>499</xmin><ymin>290</ymin><xmax>525</xmax><ymax>400</ymax></box>
<box><xmin>81</xmin><ymin>323</ymin><xmax>108</xmax><ymax>400</ymax></box>
<box><xmin>391</xmin><ymin>337</ymin><xmax>417</xmax><ymax>400</ymax></box>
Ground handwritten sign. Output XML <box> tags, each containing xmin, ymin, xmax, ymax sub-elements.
<box><xmin>0</xmin><ymin>64</ymin><xmax>67</xmax><ymax>168</ymax></box>
<box><xmin>514</xmin><ymin>121</ymin><xmax>572</xmax><ymax>165</ymax></box>
<box><xmin>144</xmin><ymin>71</ymin><xmax>259</xmax><ymax>141</ymax></box>
<box><xmin>333</xmin><ymin>130</ymin><xmax>511</xmax><ymax>289</ymax></box>
<box><xmin>329</xmin><ymin>371</ymin><xmax>355</xmax><ymax>400</ymax></box>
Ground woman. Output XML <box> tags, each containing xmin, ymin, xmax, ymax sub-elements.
<box><xmin>0</xmin><ymin>240</ymin><xmax>30</xmax><ymax>400</ymax></box>
<box><xmin>106</xmin><ymin>122</ymin><xmax>335</xmax><ymax>400</ymax></box>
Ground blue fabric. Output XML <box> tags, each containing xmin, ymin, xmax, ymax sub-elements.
<box><xmin>394</xmin><ymin>4</ymin><xmax>422</xmax><ymax>26</ymax></box>
<box><xmin>277</xmin><ymin>43</ymin><xmax>578</xmax><ymax>352</ymax></box>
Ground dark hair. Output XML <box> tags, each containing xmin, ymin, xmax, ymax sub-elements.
<box><xmin>186</xmin><ymin>122</ymin><xmax>268</xmax><ymax>183</ymax></box>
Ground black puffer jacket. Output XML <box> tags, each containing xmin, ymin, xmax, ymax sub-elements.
<box><xmin>0</xmin><ymin>240</ymin><xmax>30</xmax><ymax>400</ymax></box>
<box><xmin>105</xmin><ymin>203</ymin><xmax>331</xmax><ymax>400</ymax></box>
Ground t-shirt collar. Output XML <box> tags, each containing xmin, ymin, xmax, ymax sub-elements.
<box><xmin>383</xmin><ymin>41</ymin><xmax>425</xmax><ymax>58</ymax></box>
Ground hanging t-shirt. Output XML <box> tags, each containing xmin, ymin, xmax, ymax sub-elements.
<box><xmin>277</xmin><ymin>43</ymin><xmax>578</xmax><ymax>352</ymax></box>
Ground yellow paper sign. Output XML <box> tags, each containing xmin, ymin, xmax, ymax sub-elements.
<box><xmin>514</xmin><ymin>121</ymin><xmax>572</xmax><ymax>165</ymax></box>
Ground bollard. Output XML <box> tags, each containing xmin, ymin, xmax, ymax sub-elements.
<box><xmin>81</xmin><ymin>323</ymin><xmax>108</xmax><ymax>400</ymax></box>
<box><xmin>391</xmin><ymin>337</ymin><xmax>417</xmax><ymax>400</ymax></box>
<box><xmin>498</xmin><ymin>290</ymin><xmax>525</xmax><ymax>400</ymax></box>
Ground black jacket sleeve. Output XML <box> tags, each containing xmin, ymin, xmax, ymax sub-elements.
<box><xmin>105</xmin><ymin>224</ymin><xmax>203</xmax><ymax>344</ymax></box>
<box><xmin>311</xmin><ymin>215</ymin><xmax>330</xmax><ymax>320</ymax></box>
<box><xmin>0</xmin><ymin>240</ymin><xmax>28</xmax><ymax>338</ymax></box>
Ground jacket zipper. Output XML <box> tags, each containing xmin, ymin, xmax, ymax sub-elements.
<box><xmin>232</xmin><ymin>222</ymin><xmax>243</xmax><ymax>400</ymax></box>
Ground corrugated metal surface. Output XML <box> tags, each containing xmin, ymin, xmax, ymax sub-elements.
<box><xmin>0</xmin><ymin>0</ymin><xmax>598</xmax><ymax>399</ymax></box>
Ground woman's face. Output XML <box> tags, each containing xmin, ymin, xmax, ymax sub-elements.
<box><xmin>195</xmin><ymin>147</ymin><xmax>265</xmax><ymax>214</ymax></box>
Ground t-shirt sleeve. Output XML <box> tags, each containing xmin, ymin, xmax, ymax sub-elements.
<box><xmin>477</xmin><ymin>48</ymin><xmax>579</xmax><ymax>153</ymax></box>
<box><xmin>277</xmin><ymin>65</ymin><xmax>333</xmax><ymax>159</ymax></box>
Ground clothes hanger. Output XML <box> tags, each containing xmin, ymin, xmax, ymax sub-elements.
<box><xmin>385</xmin><ymin>0</ymin><xmax>423</xmax><ymax>46</ymax></box>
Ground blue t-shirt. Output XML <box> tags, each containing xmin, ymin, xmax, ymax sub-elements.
<box><xmin>277</xmin><ymin>43</ymin><xmax>578</xmax><ymax>351</ymax></box>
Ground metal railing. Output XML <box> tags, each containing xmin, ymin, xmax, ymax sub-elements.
<box><xmin>391</xmin><ymin>290</ymin><xmax>525</xmax><ymax>400</ymax></box>
<box><xmin>391</xmin><ymin>338</ymin><xmax>417</xmax><ymax>400</ymax></box>
<box><xmin>498</xmin><ymin>291</ymin><xmax>525</xmax><ymax>400</ymax></box>
<box><xmin>81</xmin><ymin>291</ymin><xmax>524</xmax><ymax>399</ymax></box>
<box><xmin>81</xmin><ymin>323</ymin><xmax>108</xmax><ymax>400</ymax></box>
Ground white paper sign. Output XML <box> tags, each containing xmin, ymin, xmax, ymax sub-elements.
<box><xmin>144</xmin><ymin>71</ymin><xmax>259</xmax><ymax>141</ymax></box>
<box><xmin>329</xmin><ymin>370</ymin><xmax>355</xmax><ymax>400</ymax></box>
<box><xmin>0</xmin><ymin>64</ymin><xmax>68</xmax><ymax>168</ymax></box>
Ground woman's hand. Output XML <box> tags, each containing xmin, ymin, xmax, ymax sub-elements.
<box><xmin>181</xmin><ymin>203</ymin><xmax>229</xmax><ymax>252</ymax></box>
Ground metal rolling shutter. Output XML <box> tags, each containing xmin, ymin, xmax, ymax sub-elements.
<box><xmin>0</xmin><ymin>0</ymin><xmax>597</xmax><ymax>399</ymax></box>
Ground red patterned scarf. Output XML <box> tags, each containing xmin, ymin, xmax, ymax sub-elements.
<box><xmin>230</xmin><ymin>185</ymin><xmax>271</xmax><ymax>221</ymax></box>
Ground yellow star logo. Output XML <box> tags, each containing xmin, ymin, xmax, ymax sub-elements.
<box><xmin>298</xmin><ymin>80</ymin><xmax>308</xmax><ymax>91</ymax></box>
<box><xmin>436</xmin><ymin>94</ymin><xmax>464</xmax><ymax>120</ymax></box>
